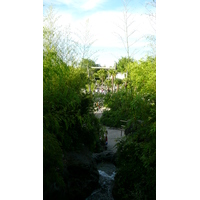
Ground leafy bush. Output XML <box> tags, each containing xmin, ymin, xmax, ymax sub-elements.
<box><xmin>100</xmin><ymin>90</ymin><xmax>134</xmax><ymax>127</ymax></box>
<box><xmin>106</xmin><ymin>56</ymin><xmax>156</xmax><ymax>199</ymax></box>
<box><xmin>113</xmin><ymin>118</ymin><xmax>156</xmax><ymax>200</ymax></box>
<box><xmin>43</xmin><ymin>10</ymin><xmax>105</xmax><ymax>196</ymax></box>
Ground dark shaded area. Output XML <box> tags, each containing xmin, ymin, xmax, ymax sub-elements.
<box><xmin>44</xmin><ymin>148</ymin><xmax>99</xmax><ymax>200</ymax></box>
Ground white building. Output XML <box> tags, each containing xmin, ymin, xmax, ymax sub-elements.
<box><xmin>116</xmin><ymin>72</ymin><xmax>126</xmax><ymax>80</ymax></box>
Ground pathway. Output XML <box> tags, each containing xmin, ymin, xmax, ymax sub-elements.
<box><xmin>94</xmin><ymin>111</ymin><xmax>125</xmax><ymax>153</ymax></box>
<box><xmin>105</xmin><ymin>126</ymin><xmax>124</xmax><ymax>153</ymax></box>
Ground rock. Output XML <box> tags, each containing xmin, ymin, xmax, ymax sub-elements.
<box><xmin>92</xmin><ymin>150</ymin><xmax>117</xmax><ymax>165</ymax></box>
<box><xmin>44</xmin><ymin>148</ymin><xmax>99</xmax><ymax>200</ymax></box>
<box><xmin>64</xmin><ymin>149</ymin><xmax>99</xmax><ymax>200</ymax></box>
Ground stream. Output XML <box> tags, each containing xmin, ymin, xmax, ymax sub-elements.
<box><xmin>87</xmin><ymin>111</ymin><xmax>119</xmax><ymax>199</ymax></box>
<box><xmin>86</xmin><ymin>162</ymin><xmax>116</xmax><ymax>200</ymax></box>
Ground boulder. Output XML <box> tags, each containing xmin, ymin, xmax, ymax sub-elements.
<box><xmin>63</xmin><ymin>149</ymin><xmax>99</xmax><ymax>200</ymax></box>
<box><xmin>44</xmin><ymin>148</ymin><xmax>99</xmax><ymax>200</ymax></box>
<box><xmin>92</xmin><ymin>150</ymin><xmax>117</xmax><ymax>165</ymax></box>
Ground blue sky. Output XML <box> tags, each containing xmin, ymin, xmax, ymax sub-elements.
<box><xmin>43</xmin><ymin>0</ymin><xmax>156</xmax><ymax>66</ymax></box>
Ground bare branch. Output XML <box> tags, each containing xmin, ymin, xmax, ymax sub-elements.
<box><xmin>114</xmin><ymin>0</ymin><xmax>140</xmax><ymax>58</ymax></box>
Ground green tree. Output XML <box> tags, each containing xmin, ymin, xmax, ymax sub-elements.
<box><xmin>79</xmin><ymin>58</ymin><xmax>96</xmax><ymax>69</ymax></box>
<box><xmin>108</xmin><ymin>69</ymin><xmax>117</xmax><ymax>92</ymax></box>
<box><xmin>79</xmin><ymin>58</ymin><xmax>96</xmax><ymax>92</ymax></box>
<box><xmin>96</xmin><ymin>80</ymin><xmax>101</xmax><ymax>88</ymax></box>
<box><xmin>95</xmin><ymin>69</ymin><xmax>107</xmax><ymax>87</ymax></box>
<box><xmin>117</xmin><ymin>57</ymin><xmax>134</xmax><ymax>89</ymax></box>
<box><xmin>117</xmin><ymin>57</ymin><xmax>134</xmax><ymax>73</ymax></box>
<box><xmin>104</xmin><ymin>79</ymin><xmax>112</xmax><ymax>92</ymax></box>
<box><xmin>127</xmin><ymin>56</ymin><xmax>156</xmax><ymax>94</ymax></box>
<box><xmin>114</xmin><ymin>78</ymin><xmax>123</xmax><ymax>92</ymax></box>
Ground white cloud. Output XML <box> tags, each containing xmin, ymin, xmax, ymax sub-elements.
<box><xmin>43</xmin><ymin>0</ymin><xmax>71</xmax><ymax>6</ymax></box>
<box><xmin>75</xmin><ymin>11</ymin><xmax>155</xmax><ymax>48</ymax></box>
<box><xmin>55</xmin><ymin>0</ymin><xmax>71</xmax><ymax>5</ymax></box>
<box><xmin>44</xmin><ymin>0</ymin><xmax>106</xmax><ymax>10</ymax></box>
<box><xmin>49</xmin><ymin>8</ymin><xmax>156</xmax><ymax>66</ymax></box>
<box><xmin>81</xmin><ymin>0</ymin><xmax>106</xmax><ymax>11</ymax></box>
<box><xmin>57</xmin><ymin>13</ymin><xmax>74</xmax><ymax>26</ymax></box>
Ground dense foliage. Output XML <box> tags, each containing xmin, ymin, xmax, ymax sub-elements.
<box><xmin>100</xmin><ymin>56</ymin><xmax>156</xmax><ymax>199</ymax></box>
<box><xmin>43</xmin><ymin>8</ymin><xmax>105</xmax><ymax>198</ymax></box>
<box><xmin>43</xmin><ymin>6</ymin><xmax>156</xmax><ymax>200</ymax></box>
<box><xmin>101</xmin><ymin>56</ymin><xmax>156</xmax><ymax>126</ymax></box>
<box><xmin>100</xmin><ymin>90</ymin><xmax>134</xmax><ymax>127</ymax></box>
<box><xmin>116</xmin><ymin>57</ymin><xmax>134</xmax><ymax>73</ymax></box>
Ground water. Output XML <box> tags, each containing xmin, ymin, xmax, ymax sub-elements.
<box><xmin>86</xmin><ymin>163</ymin><xmax>116</xmax><ymax>200</ymax></box>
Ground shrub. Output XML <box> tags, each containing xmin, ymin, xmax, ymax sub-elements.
<box><xmin>107</xmin><ymin>56</ymin><xmax>156</xmax><ymax>199</ymax></box>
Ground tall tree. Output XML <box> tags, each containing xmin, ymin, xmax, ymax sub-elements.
<box><xmin>43</xmin><ymin>6</ymin><xmax>61</xmax><ymax>53</ymax></box>
<box><xmin>145</xmin><ymin>0</ymin><xmax>156</xmax><ymax>32</ymax></box>
<box><xmin>95</xmin><ymin>69</ymin><xmax>107</xmax><ymax>87</ymax></box>
<box><xmin>145</xmin><ymin>0</ymin><xmax>156</xmax><ymax>56</ymax></box>
<box><xmin>108</xmin><ymin>69</ymin><xmax>117</xmax><ymax>93</ymax></box>
<box><xmin>96</xmin><ymin>80</ymin><xmax>101</xmax><ymax>88</ymax></box>
<box><xmin>104</xmin><ymin>79</ymin><xmax>112</xmax><ymax>92</ymax></box>
<box><xmin>117</xmin><ymin>57</ymin><xmax>134</xmax><ymax>89</ymax></box>
<box><xmin>75</xmin><ymin>19</ymin><xmax>99</xmax><ymax>92</ymax></box>
<box><xmin>58</xmin><ymin>25</ymin><xmax>79</xmax><ymax>66</ymax></box>
<box><xmin>114</xmin><ymin>0</ymin><xmax>141</xmax><ymax>91</ymax></box>
<box><xmin>114</xmin><ymin>78</ymin><xmax>123</xmax><ymax>92</ymax></box>
<box><xmin>115</xmin><ymin>0</ymin><xmax>141</xmax><ymax>59</ymax></box>
<box><xmin>79</xmin><ymin>58</ymin><xmax>96</xmax><ymax>92</ymax></box>
<box><xmin>76</xmin><ymin>19</ymin><xmax>98</xmax><ymax>61</ymax></box>
<box><xmin>79</xmin><ymin>58</ymin><xmax>96</xmax><ymax>70</ymax></box>
<box><xmin>43</xmin><ymin>6</ymin><xmax>79</xmax><ymax>67</ymax></box>
<box><xmin>117</xmin><ymin>57</ymin><xmax>134</xmax><ymax>73</ymax></box>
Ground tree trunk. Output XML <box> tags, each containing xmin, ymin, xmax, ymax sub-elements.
<box><xmin>112</xmin><ymin>76</ymin><xmax>114</xmax><ymax>93</ymax></box>
<box><xmin>87</xmin><ymin>65</ymin><xmax>91</xmax><ymax>93</ymax></box>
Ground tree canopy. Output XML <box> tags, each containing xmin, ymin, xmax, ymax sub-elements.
<box><xmin>79</xmin><ymin>58</ymin><xmax>96</xmax><ymax>69</ymax></box>
<box><xmin>117</xmin><ymin>57</ymin><xmax>134</xmax><ymax>73</ymax></box>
